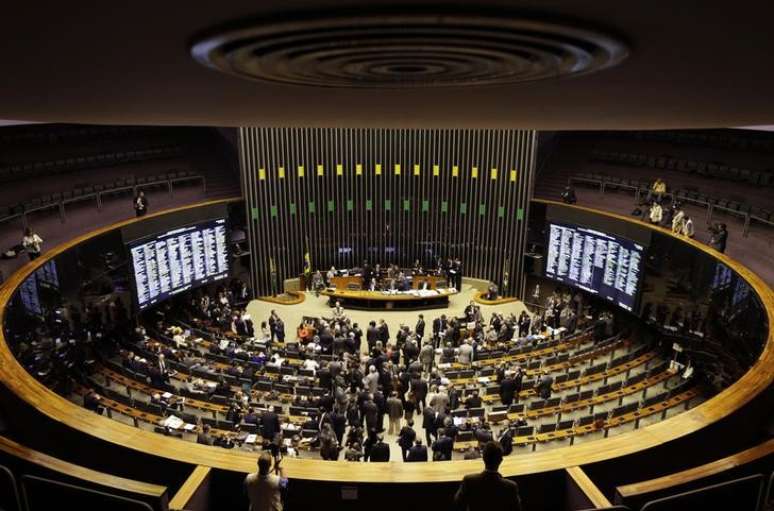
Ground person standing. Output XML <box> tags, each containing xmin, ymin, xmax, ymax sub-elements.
<box><xmin>386</xmin><ymin>391</ymin><xmax>404</xmax><ymax>435</ymax></box>
<box><xmin>244</xmin><ymin>453</ymin><xmax>288</xmax><ymax>511</ymax></box>
<box><xmin>133</xmin><ymin>190</ymin><xmax>148</xmax><ymax>217</ymax></box>
<box><xmin>682</xmin><ymin>215</ymin><xmax>695</xmax><ymax>238</ymax></box>
<box><xmin>671</xmin><ymin>206</ymin><xmax>686</xmax><ymax>234</ymax></box>
<box><xmin>397</xmin><ymin>420</ymin><xmax>417</xmax><ymax>461</ymax></box>
<box><xmin>22</xmin><ymin>227</ymin><xmax>43</xmax><ymax>260</ymax></box>
<box><xmin>415</xmin><ymin>314</ymin><xmax>426</xmax><ymax>344</ymax></box>
<box><xmin>454</xmin><ymin>441</ymin><xmax>522</xmax><ymax>511</ymax></box>
<box><xmin>710</xmin><ymin>223</ymin><xmax>728</xmax><ymax>253</ymax></box>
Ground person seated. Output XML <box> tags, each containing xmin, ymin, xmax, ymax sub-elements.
<box><xmin>465</xmin><ymin>391</ymin><xmax>482</xmax><ymax>409</ymax></box>
<box><xmin>645</xmin><ymin>177</ymin><xmax>667</xmax><ymax>204</ymax></box>
<box><xmin>648</xmin><ymin>201</ymin><xmax>663</xmax><ymax>224</ymax></box>
<box><xmin>486</xmin><ymin>282</ymin><xmax>499</xmax><ymax>301</ymax></box>
<box><xmin>83</xmin><ymin>390</ymin><xmax>104</xmax><ymax>415</ymax></box>
<box><xmin>196</xmin><ymin>424</ymin><xmax>215</xmax><ymax>446</ymax></box>
<box><xmin>344</xmin><ymin>442</ymin><xmax>363</xmax><ymax>461</ymax></box>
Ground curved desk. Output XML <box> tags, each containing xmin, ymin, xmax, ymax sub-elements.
<box><xmin>320</xmin><ymin>288</ymin><xmax>458</xmax><ymax>310</ymax></box>
<box><xmin>0</xmin><ymin>198</ymin><xmax>771</xmax><ymax>484</ymax></box>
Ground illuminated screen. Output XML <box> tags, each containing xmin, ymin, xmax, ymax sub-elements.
<box><xmin>544</xmin><ymin>222</ymin><xmax>644</xmax><ymax>311</ymax></box>
<box><xmin>129</xmin><ymin>219</ymin><xmax>229</xmax><ymax>310</ymax></box>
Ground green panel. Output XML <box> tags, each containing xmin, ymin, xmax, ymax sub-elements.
<box><xmin>422</xmin><ymin>199</ymin><xmax>429</xmax><ymax>213</ymax></box>
<box><xmin>270</xmin><ymin>205</ymin><xmax>278</xmax><ymax>217</ymax></box>
<box><xmin>441</xmin><ymin>201</ymin><xmax>448</xmax><ymax>213</ymax></box>
<box><xmin>366</xmin><ymin>199</ymin><xmax>373</xmax><ymax>211</ymax></box>
<box><xmin>327</xmin><ymin>200</ymin><xmax>335</xmax><ymax>213</ymax></box>
<box><xmin>289</xmin><ymin>203</ymin><xmax>296</xmax><ymax>215</ymax></box>
<box><xmin>403</xmin><ymin>199</ymin><xmax>410</xmax><ymax>211</ymax></box>
<box><xmin>498</xmin><ymin>205</ymin><xmax>505</xmax><ymax>218</ymax></box>
<box><xmin>250</xmin><ymin>207</ymin><xmax>259</xmax><ymax>221</ymax></box>
<box><xmin>308</xmin><ymin>201</ymin><xmax>316</xmax><ymax>214</ymax></box>
<box><xmin>479</xmin><ymin>203</ymin><xmax>486</xmax><ymax>216</ymax></box>
<box><xmin>384</xmin><ymin>199</ymin><xmax>392</xmax><ymax>211</ymax></box>
<box><xmin>346</xmin><ymin>199</ymin><xmax>353</xmax><ymax>211</ymax></box>
<box><xmin>460</xmin><ymin>202</ymin><xmax>467</xmax><ymax>215</ymax></box>
<box><xmin>517</xmin><ymin>207</ymin><xmax>524</xmax><ymax>220</ymax></box>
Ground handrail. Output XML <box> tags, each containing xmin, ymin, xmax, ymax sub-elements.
<box><xmin>169</xmin><ymin>465</ymin><xmax>211</xmax><ymax>511</ymax></box>
<box><xmin>0</xmin><ymin>435</ymin><xmax>168</xmax><ymax>499</ymax></box>
<box><xmin>615</xmin><ymin>437</ymin><xmax>774</xmax><ymax>500</ymax></box>
<box><xmin>0</xmin><ymin>198</ymin><xmax>770</xmax><ymax>483</ymax></box>
<box><xmin>567</xmin><ymin>466</ymin><xmax>612</xmax><ymax>509</ymax></box>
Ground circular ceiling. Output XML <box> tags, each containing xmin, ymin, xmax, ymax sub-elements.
<box><xmin>190</xmin><ymin>14</ymin><xmax>629</xmax><ymax>89</ymax></box>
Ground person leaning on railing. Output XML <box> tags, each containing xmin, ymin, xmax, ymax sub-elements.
<box><xmin>245</xmin><ymin>453</ymin><xmax>288</xmax><ymax>511</ymax></box>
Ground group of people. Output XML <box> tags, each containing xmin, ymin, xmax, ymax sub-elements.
<box><xmin>307</xmin><ymin>257</ymin><xmax>465</xmax><ymax>294</ymax></box>
<box><xmin>244</xmin><ymin>440</ymin><xmax>523</xmax><ymax>511</ymax></box>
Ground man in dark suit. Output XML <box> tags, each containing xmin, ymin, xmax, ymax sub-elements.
<box><xmin>499</xmin><ymin>374</ymin><xmax>517</xmax><ymax>406</ymax></box>
<box><xmin>422</xmin><ymin>405</ymin><xmax>438</xmax><ymax>446</ymax></box>
<box><xmin>407</xmin><ymin>439</ymin><xmax>428</xmax><ymax>462</ymax></box>
<box><xmin>416</xmin><ymin>314</ymin><xmax>426</xmax><ymax>342</ymax></box>
<box><xmin>331</xmin><ymin>409</ymin><xmax>347</xmax><ymax>445</ymax></box>
<box><xmin>454</xmin><ymin>441</ymin><xmax>522</xmax><ymax>511</ymax></box>
<box><xmin>260</xmin><ymin>409</ymin><xmax>281</xmax><ymax>443</ymax></box>
<box><xmin>432</xmin><ymin>428</ymin><xmax>454</xmax><ymax>461</ymax></box>
<box><xmin>366</xmin><ymin>321</ymin><xmax>379</xmax><ymax>352</ymax></box>
<box><xmin>398</xmin><ymin>420</ymin><xmax>417</xmax><ymax>461</ymax></box>
<box><xmin>369</xmin><ymin>436</ymin><xmax>390</xmax><ymax>462</ymax></box>
<box><xmin>537</xmin><ymin>371</ymin><xmax>554</xmax><ymax>400</ymax></box>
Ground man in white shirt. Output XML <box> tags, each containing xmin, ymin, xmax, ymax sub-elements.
<box><xmin>671</xmin><ymin>208</ymin><xmax>686</xmax><ymax>233</ymax></box>
<box><xmin>302</xmin><ymin>358</ymin><xmax>319</xmax><ymax>375</ymax></box>
<box><xmin>648</xmin><ymin>202</ymin><xmax>663</xmax><ymax>224</ymax></box>
<box><xmin>245</xmin><ymin>453</ymin><xmax>287</xmax><ymax>511</ymax></box>
<box><xmin>682</xmin><ymin>216</ymin><xmax>695</xmax><ymax>238</ymax></box>
<box><xmin>22</xmin><ymin>228</ymin><xmax>43</xmax><ymax>260</ymax></box>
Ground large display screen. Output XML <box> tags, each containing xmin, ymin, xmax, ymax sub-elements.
<box><xmin>129</xmin><ymin>218</ymin><xmax>229</xmax><ymax>310</ymax></box>
<box><xmin>545</xmin><ymin>222</ymin><xmax>644</xmax><ymax>311</ymax></box>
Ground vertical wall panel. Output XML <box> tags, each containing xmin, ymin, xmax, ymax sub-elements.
<box><xmin>239</xmin><ymin>127</ymin><xmax>536</xmax><ymax>296</ymax></box>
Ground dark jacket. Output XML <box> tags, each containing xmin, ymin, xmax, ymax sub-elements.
<box><xmin>398</xmin><ymin>426</ymin><xmax>417</xmax><ymax>449</ymax></box>
<box><xmin>370</xmin><ymin>441</ymin><xmax>390</xmax><ymax>462</ymax></box>
<box><xmin>260</xmin><ymin>411</ymin><xmax>280</xmax><ymax>441</ymax></box>
<box><xmin>454</xmin><ymin>470</ymin><xmax>522</xmax><ymax>511</ymax></box>
<box><xmin>500</xmin><ymin>377</ymin><xmax>517</xmax><ymax>405</ymax></box>
<box><xmin>432</xmin><ymin>436</ymin><xmax>454</xmax><ymax>461</ymax></box>
<box><xmin>407</xmin><ymin>444</ymin><xmax>428</xmax><ymax>462</ymax></box>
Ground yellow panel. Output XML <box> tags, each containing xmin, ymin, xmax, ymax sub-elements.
<box><xmin>258</xmin><ymin>168</ymin><xmax>266</xmax><ymax>180</ymax></box>
<box><xmin>471</xmin><ymin>166</ymin><xmax>479</xmax><ymax>179</ymax></box>
<box><xmin>317</xmin><ymin>164</ymin><xmax>324</xmax><ymax>176</ymax></box>
<box><xmin>394</xmin><ymin>163</ymin><xmax>401</xmax><ymax>175</ymax></box>
<box><xmin>298</xmin><ymin>165</ymin><xmax>305</xmax><ymax>177</ymax></box>
<box><xmin>278</xmin><ymin>167</ymin><xmax>285</xmax><ymax>179</ymax></box>
<box><xmin>491</xmin><ymin>168</ymin><xmax>498</xmax><ymax>180</ymax></box>
<box><xmin>510</xmin><ymin>169</ymin><xmax>518</xmax><ymax>182</ymax></box>
<box><xmin>375</xmin><ymin>163</ymin><xmax>382</xmax><ymax>175</ymax></box>
<box><xmin>452</xmin><ymin>165</ymin><xmax>459</xmax><ymax>177</ymax></box>
<box><xmin>336</xmin><ymin>163</ymin><xmax>343</xmax><ymax>176</ymax></box>
<box><xmin>433</xmin><ymin>164</ymin><xmax>440</xmax><ymax>176</ymax></box>
<box><xmin>356</xmin><ymin>163</ymin><xmax>363</xmax><ymax>175</ymax></box>
<box><xmin>413</xmin><ymin>164</ymin><xmax>420</xmax><ymax>176</ymax></box>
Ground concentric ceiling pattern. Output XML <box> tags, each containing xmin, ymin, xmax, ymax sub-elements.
<box><xmin>191</xmin><ymin>15</ymin><xmax>629</xmax><ymax>88</ymax></box>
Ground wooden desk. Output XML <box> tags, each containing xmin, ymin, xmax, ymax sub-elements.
<box><xmin>330</xmin><ymin>274</ymin><xmax>447</xmax><ymax>291</ymax></box>
<box><xmin>321</xmin><ymin>288</ymin><xmax>459</xmax><ymax>310</ymax></box>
